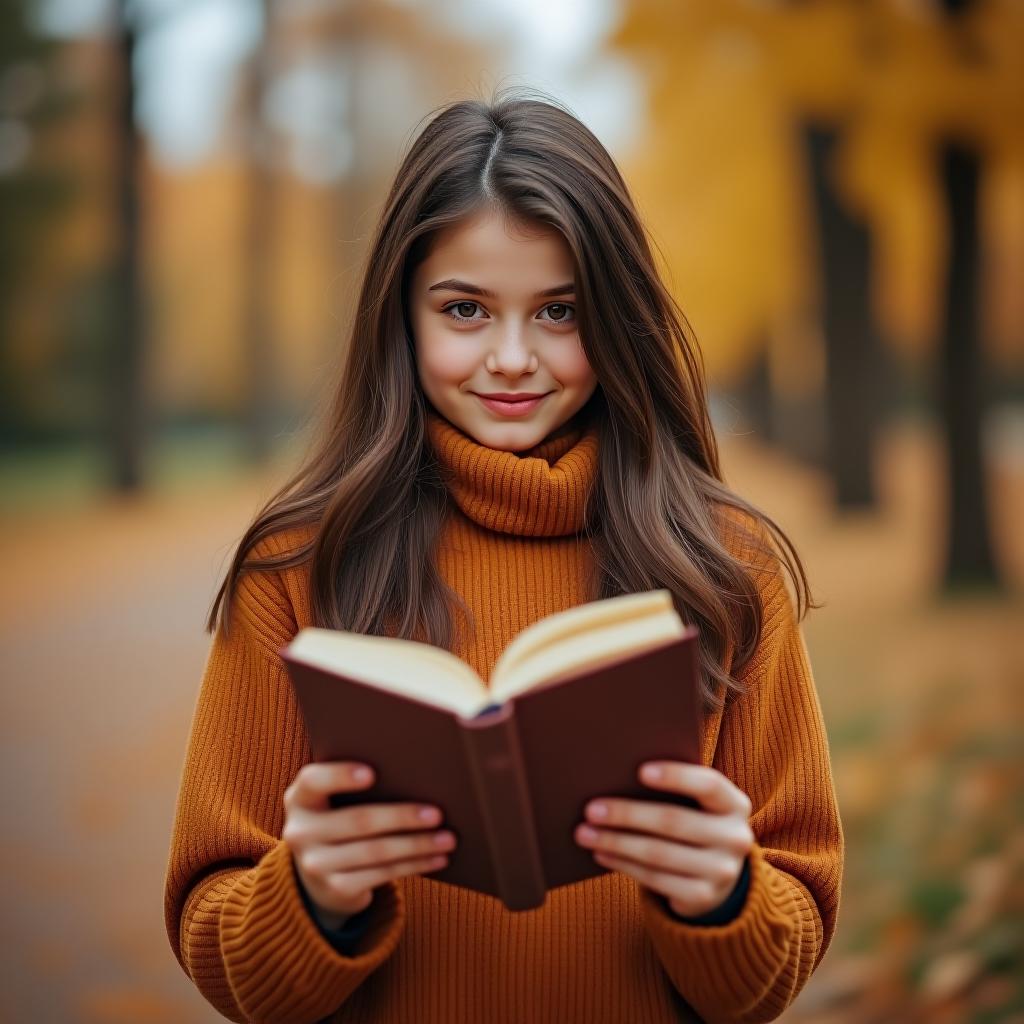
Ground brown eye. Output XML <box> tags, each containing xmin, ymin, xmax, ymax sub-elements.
<box><xmin>540</xmin><ymin>303</ymin><xmax>575</xmax><ymax>324</ymax></box>
<box><xmin>444</xmin><ymin>301</ymin><xmax>484</xmax><ymax>322</ymax></box>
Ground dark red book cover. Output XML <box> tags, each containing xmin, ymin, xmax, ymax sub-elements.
<box><xmin>281</xmin><ymin>625</ymin><xmax>702</xmax><ymax>911</ymax></box>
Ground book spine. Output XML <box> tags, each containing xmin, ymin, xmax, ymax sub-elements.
<box><xmin>459</xmin><ymin>706</ymin><xmax>546</xmax><ymax>911</ymax></box>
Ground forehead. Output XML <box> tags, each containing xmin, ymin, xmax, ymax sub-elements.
<box><xmin>414</xmin><ymin>208</ymin><xmax>575</xmax><ymax>289</ymax></box>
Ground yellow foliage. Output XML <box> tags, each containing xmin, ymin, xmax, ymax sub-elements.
<box><xmin>613</xmin><ymin>0</ymin><xmax>1024</xmax><ymax>381</ymax></box>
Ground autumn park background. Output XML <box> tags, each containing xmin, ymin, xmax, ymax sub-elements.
<box><xmin>1</xmin><ymin>1</ymin><xmax>1021</xmax><ymax>1021</ymax></box>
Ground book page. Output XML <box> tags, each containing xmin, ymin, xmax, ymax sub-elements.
<box><xmin>284</xmin><ymin>629</ymin><xmax>492</xmax><ymax>718</ymax></box>
<box><xmin>490</xmin><ymin>590</ymin><xmax>676</xmax><ymax>683</ymax></box>
<box><xmin>489</xmin><ymin>590</ymin><xmax>688</xmax><ymax>703</ymax></box>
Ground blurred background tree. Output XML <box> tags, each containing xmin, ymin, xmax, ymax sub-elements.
<box><xmin>612</xmin><ymin>0</ymin><xmax>1023</xmax><ymax>592</ymax></box>
<box><xmin>0</xmin><ymin>0</ymin><xmax>77</xmax><ymax>449</ymax></box>
<box><xmin>110</xmin><ymin>0</ymin><xmax>145</xmax><ymax>491</ymax></box>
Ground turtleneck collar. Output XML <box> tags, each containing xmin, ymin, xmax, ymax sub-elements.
<box><xmin>424</xmin><ymin>405</ymin><xmax>599</xmax><ymax>537</ymax></box>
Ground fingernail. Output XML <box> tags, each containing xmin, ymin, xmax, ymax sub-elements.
<box><xmin>577</xmin><ymin>824</ymin><xmax>598</xmax><ymax>842</ymax></box>
<box><xmin>352</xmin><ymin>766</ymin><xmax>372</xmax><ymax>783</ymax></box>
<box><xmin>641</xmin><ymin>764</ymin><xmax>662</xmax><ymax>781</ymax></box>
<box><xmin>587</xmin><ymin>802</ymin><xmax>608</xmax><ymax>819</ymax></box>
<box><xmin>419</xmin><ymin>806</ymin><xmax>441</xmax><ymax>823</ymax></box>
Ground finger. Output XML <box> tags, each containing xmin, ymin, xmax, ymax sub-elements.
<box><xmin>584</xmin><ymin>797</ymin><xmax>754</xmax><ymax>854</ymax></box>
<box><xmin>329</xmin><ymin>801</ymin><xmax>445</xmax><ymax>842</ymax></box>
<box><xmin>638</xmin><ymin>762</ymin><xmax>752</xmax><ymax>817</ymax></box>
<box><xmin>285</xmin><ymin>799</ymin><xmax>444</xmax><ymax>848</ymax></box>
<box><xmin>302</xmin><ymin>830</ymin><xmax>457</xmax><ymax>875</ymax></box>
<box><xmin>592</xmin><ymin>850</ymin><xmax>724</xmax><ymax>916</ymax></box>
<box><xmin>325</xmin><ymin>852</ymin><xmax>449</xmax><ymax>902</ymax></box>
<box><xmin>575</xmin><ymin>823</ymin><xmax>734</xmax><ymax>881</ymax></box>
<box><xmin>284</xmin><ymin>761</ymin><xmax>375</xmax><ymax>811</ymax></box>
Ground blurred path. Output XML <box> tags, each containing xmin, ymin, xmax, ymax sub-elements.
<box><xmin>0</xmin><ymin>469</ymin><xmax>278</xmax><ymax>1022</ymax></box>
<box><xmin>0</xmin><ymin>418</ymin><xmax>1020</xmax><ymax>1022</ymax></box>
<box><xmin>730</xmin><ymin>417</ymin><xmax>1024</xmax><ymax>1022</ymax></box>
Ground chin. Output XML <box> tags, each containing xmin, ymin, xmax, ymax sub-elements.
<box><xmin>467</xmin><ymin>421</ymin><xmax>549</xmax><ymax>452</ymax></box>
<box><xmin>443</xmin><ymin>404</ymin><xmax>558</xmax><ymax>452</ymax></box>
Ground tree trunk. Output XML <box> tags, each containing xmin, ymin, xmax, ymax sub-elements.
<box><xmin>240</xmin><ymin>0</ymin><xmax>278</xmax><ymax>464</ymax></box>
<box><xmin>803</xmin><ymin>124</ymin><xmax>880</xmax><ymax>509</ymax></box>
<box><xmin>109</xmin><ymin>1</ymin><xmax>145</xmax><ymax>491</ymax></box>
<box><xmin>937</xmin><ymin>142</ymin><xmax>1001</xmax><ymax>589</ymax></box>
<box><xmin>739</xmin><ymin>342</ymin><xmax>773</xmax><ymax>443</ymax></box>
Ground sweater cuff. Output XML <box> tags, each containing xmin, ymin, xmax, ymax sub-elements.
<box><xmin>638</xmin><ymin>841</ymin><xmax>797</xmax><ymax>1014</ymax></box>
<box><xmin>215</xmin><ymin>840</ymin><xmax>405</xmax><ymax>1019</ymax></box>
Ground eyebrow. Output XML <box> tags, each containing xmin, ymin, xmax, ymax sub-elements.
<box><xmin>427</xmin><ymin>279</ymin><xmax>575</xmax><ymax>299</ymax></box>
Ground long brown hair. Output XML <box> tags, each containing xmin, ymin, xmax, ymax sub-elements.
<box><xmin>208</xmin><ymin>89</ymin><xmax>819</xmax><ymax>714</ymax></box>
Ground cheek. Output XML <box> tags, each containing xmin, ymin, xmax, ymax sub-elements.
<box><xmin>550</xmin><ymin>339</ymin><xmax>597</xmax><ymax>388</ymax></box>
<box><xmin>415</xmin><ymin>325</ymin><xmax>476</xmax><ymax>386</ymax></box>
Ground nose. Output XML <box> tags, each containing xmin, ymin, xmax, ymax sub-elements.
<box><xmin>485</xmin><ymin>323</ymin><xmax>539</xmax><ymax>377</ymax></box>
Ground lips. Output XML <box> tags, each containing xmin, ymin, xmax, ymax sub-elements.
<box><xmin>473</xmin><ymin>392</ymin><xmax>551</xmax><ymax>417</ymax></box>
<box><xmin>477</xmin><ymin>393</ymin><xmax>548</xmax><ymax>401</ymax></box>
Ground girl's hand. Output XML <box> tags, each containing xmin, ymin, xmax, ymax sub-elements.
<box><xmin>574</xmin><ymin>761</ymin><xmax>754</xmax><ymax>918</ymax></box>
<box><xmin>283</xmin><ymin>761</ymin><xmax>457</xmax><ymax>929</ymax></box>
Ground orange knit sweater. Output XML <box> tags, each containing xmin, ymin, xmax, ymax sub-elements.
<box><xmin>164</xmin><ymin>407</ymin><xmax>844</xmax><ymax>1024</ymax></box>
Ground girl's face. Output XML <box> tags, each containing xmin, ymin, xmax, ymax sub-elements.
<box><xmin>409</xmin><ymin>207</ymin><xmax>599</xmax><ymax>452</ymax></box>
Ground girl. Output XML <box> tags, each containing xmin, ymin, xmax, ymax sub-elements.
<box><xmin>164</xmin><ymin>93</ymin><xmax>843</xmax><ymax>1024</ymax></box>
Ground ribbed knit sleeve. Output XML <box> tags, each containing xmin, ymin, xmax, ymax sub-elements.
<box><xmin>163</xmin><ymin>543</ymin><xmax>405</xmax><ymax>1023</ymax></box>
<box><xmin>638</xmin><ymin>549</ymin><xmax>844</xmax><ymax>1024</ymax></box>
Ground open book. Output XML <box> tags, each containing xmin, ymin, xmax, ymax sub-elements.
<box><xmin>281</xmin><ymin>589</ymin><xmax>702</xmax><ymax>911</ymax></box>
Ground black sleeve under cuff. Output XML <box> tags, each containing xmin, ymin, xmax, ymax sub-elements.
<box><xmin>295</xmin><ymin>868</ymin><xmax>376</xmax><ymax>955</ymax></box>
<box><xmin>662</xmin><ymin>853</ymin><xmax>752</xmax><ymax>927</ymax></box>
